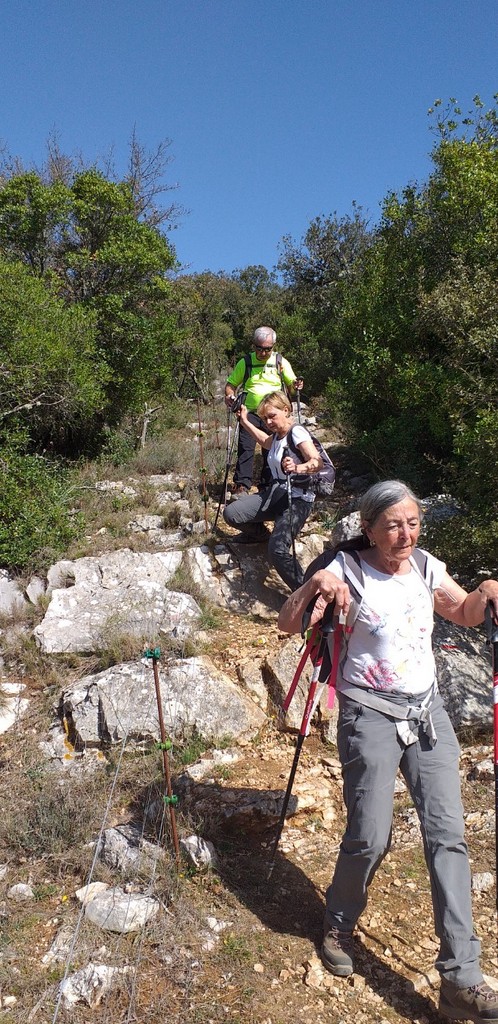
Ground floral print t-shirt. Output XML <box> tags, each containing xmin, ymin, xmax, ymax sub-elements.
<box><xmin>325</xmin><ymin>549</ymin><xmax>446</xmax><ymax>697</ymax></box>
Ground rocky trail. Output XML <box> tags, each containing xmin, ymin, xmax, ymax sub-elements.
<box><xmin>0</xmin><ymin>404</ymin><xmax>497</xmax><ymax>1024</ymax></box>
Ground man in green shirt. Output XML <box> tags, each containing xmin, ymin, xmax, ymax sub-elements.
<box><xmin>224</xmin><ymin>327</ymin><xmax>303</xmax><ymax>496</ymax></box>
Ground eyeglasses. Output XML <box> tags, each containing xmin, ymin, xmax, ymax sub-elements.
<box><xmin>255</xmin><ymin>345</ymin><xmax>274</xmax><ymax>352</ymax></box>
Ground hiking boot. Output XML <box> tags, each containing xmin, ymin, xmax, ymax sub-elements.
<box><xmin>232</xmin><ymin>526</ymin><xmax>270</xmax><ymax>545</ymax></box>
<box><xmin>439</xmin><ymin>979</ymin><xmax>498</xmax><ymax>1022</ymax></box>
<box><xmin>229</xmin><ymin>485</ymin><xmax>249</xmax><ymax>500</ymax></box>
<box><xmin>321</xmin><ymin>926</ymin><xmax>354</xmax><ymax>977</ymax></box>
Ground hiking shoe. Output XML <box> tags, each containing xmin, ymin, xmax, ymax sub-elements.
<box><xmin>232</xmin><ymin>526</ymin><xmax>270</xmax><ymax>544</ymax></box>
<box><xmin>229</xmin><ymin>485</ymin><xmax>249</xmax><ymax>500</ymax></box>
<box><xmin>321</xmin><ymin>927</ymin><xmax>354</xmax><ymax>977</ymax></box>
<box><xmin>439</xmin><ymin>979</ymin><xmax>498</xmax><ymax>1022</ymax></box>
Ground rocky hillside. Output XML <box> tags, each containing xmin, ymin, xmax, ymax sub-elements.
<box><xmin>0</xmin><ymin>401</ymin><xmax>497</xmax><ymax>1024</ymax></box>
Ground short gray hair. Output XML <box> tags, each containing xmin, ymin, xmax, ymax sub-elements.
<box><xmin>253</xmin><ymin>326</ymin><xmax>276</xmax><ymax>346</ymax></box>
<box><xmin>359</xmin><ymin>480</ymin><xmax>422</xmax><ymax>527</ymax></box>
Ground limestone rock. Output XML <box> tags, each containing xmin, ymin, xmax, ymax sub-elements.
<box><xmin>0</xmin><ymin>571</ymin><xmax>27</xmax><ymax>616</ymax></box>
<box><xmin>0</xmin><ymin>683</ymin><xmax>29</xmax><ymax>735</ymax></box>
<box><xmin>97</xmin><ymin>824</ymin><xmax>165</xmax><ymax>875</ymax></box>
<box><xmin>33</xmin><ymin>549</ymin><xmax>193</xmax><ymax>653</ymax></box>
<box><xmin>434</xmin><ymin>618</ymin><xmax>494</xmax><ymax>735</ymax></box>
<box><xmin>180</xmin><ymin>834</ymin><xmax>218</xmax><ymax>871</ymax></box>
<box><xmin>76</xmin><ymin>883</ymin><xmax>159</xmax><ymax>932</ymax></box>
<box><xmin>60</xmin><ymin>962</ymin><xmax>133</xmax><ymax>1007</ymax></box>
<box><xmin>60</xmin><ymin>656</ymin><xmax>266</xmax><ymax>749</ymax></box>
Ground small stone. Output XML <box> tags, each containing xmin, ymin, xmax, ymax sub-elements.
<box><xmin>472</xmin><ymin>872</ymin><xmax>494</xmax><ymax>893</ymax></box>
<box><xmin>7</xmin><ymin>883</ymin><xmax>34</xmax><ymax>901</ymax></box>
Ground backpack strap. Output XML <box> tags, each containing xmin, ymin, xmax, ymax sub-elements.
<box><xmin>241</xmin><ymin>350</ymin><xmax>285</xmax><ymax>391</ymax></box>
<box><xmin>341</xmin><ymin>550</ymin><xmax>365</xmax><ymax>622</ymax></box>
<box><xmin>242</xmin><ymin>353</ymin><xmax>253</xmax><ymax>388</ymax></box>
<box><xmin>410</xmin><ymin>548</ymin><xmax>436</xmax><ymax>603</ymax></box>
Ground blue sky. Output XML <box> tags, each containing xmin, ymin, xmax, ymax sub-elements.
<box><xmin>1</xmin><ymin>0</ymin><xmax>497</xmax><ymax>275</ymax></box>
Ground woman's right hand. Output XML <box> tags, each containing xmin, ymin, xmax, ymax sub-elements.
<box><xmin>312</xmin><ymin>569</ymin><xmax>351</xmax><ymax>616</ymax></box>
<box><xmin>278</xmin><ymin>567</ymin><xmax>350</xmax><ymax>634</ymax></box>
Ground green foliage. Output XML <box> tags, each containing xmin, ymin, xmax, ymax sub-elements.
<box><xmin>422</xmin><ymin>513</ymin><xmax>498</xmax><ymax>585</ymax></box>
<box><xmin>0</xmin><ymin>436</ymin><xmax>81</xmax><ymax>571</ymax></box>
<box><xmin>98</xmin><ymin>421</ymin><xmax>137</xmax><ymax>466</ymax></box>
<box><xmin>0</xmin><ymin>255</ymin><xmax>107</xmax><ymax>449</ymax></box>
<box><xmin>0</xmin><ymin>161</ymin><xmax>179</xmax><ymax>435</ymax></box>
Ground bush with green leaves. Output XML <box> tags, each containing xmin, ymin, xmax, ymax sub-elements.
<box><xmin>0</xmin><ymin>436</ymin><xmax>81</xmax><ymax>571</ymax></box>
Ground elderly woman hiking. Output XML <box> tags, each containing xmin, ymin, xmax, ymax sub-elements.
<box><xmin>223</xmin><ymin>391</ymin><xmax>322</xmax><ymax>591</ymax></box>
<box><xmin>278</xmin><ymin>480</ymin><xmax>498</xmax><ymax>1024</ymax></box>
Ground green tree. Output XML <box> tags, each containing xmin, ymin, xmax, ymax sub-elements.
<box><xmin>0</xmin><ymin>146</ymin><xmax>180</xmax><ymax>429</ymax></box>
<box><xmin>323</xmin><ymin>94</ymin><xmax>498</xmax><ymax>525</ymax></box>
<box><xmin>0</xmin><ymin>256</ymin><xmax>107</xmax><ymax>450</ymax></box>
<box><xmin>277</xmin><ymin>208</ymin><xmax>373</xmax><ymax>394</ymax></box>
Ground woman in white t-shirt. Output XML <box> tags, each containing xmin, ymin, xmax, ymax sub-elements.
<box><xmin>223</xmin><ymin>391</ymin><xmax>322</xmax><ymax>590</ymax></box>
<box><xmin>278</xmin><ymin>480</ymin><xmax>498</xmax><ymax>1024</ymax></box>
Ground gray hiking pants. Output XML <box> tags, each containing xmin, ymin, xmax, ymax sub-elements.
<box><xmin>223</xmin><ymin>484</ymin><xmax>311</xmax><ymax>591</ymax></box>
<box><xmin>326</xmin><ymin>693</ymin><xmax>482</xmax><ymax>987</ymax></box>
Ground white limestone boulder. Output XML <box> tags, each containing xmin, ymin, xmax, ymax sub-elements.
<box><xmin>33</xmin><ymin>549</ymin><xmax>202</xmax><ymax>654</ymax></box>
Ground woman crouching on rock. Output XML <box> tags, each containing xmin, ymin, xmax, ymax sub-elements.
<box><xmin>223</xmin><ymin>391</ymin><xmax>323</xmax><ymax>591</ymax></box>
<box><xmin>278</xmin><ymin>478</ymin><xmax>498</xmax><ymax>1024</ymax></box>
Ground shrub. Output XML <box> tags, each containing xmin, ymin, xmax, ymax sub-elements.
<box><xmin>0</xmin><ymin>770</ymin><xmax>102</xmax><ymax>860</ymax></box>
<box><xmin>0</xmin><ymin>437</ymin><xmax>81</xmax><ymax>571</ymax></box>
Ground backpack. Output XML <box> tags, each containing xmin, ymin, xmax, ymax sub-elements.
<box><xmin>242</xmin><ymin>352</ymin><xmax>287</xmax><ymax>395</ymax></box>
<box><xmin>286</xmin><ymin>426</ymin><xmax>336</xmax><ymax>498</ymax></box>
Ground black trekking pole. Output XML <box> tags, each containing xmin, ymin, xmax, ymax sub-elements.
<box><xmin>267</xmin><ymin>601</ymin><xmax>335</xmax><ymax>879</ymax></box>
<box><xmin>282</xmin><ymin>445</ymin><xmax>298</xmax><ymax>588</ymax></box>
<box><xmin>295</xmin><ymin>378</ymin><xmax>303</xmax><ymax>425</ymax></box>
<box><xmin>485</xmin><ymin>603</ymin><xmax>498</xmax><ymax>913</ymax></box>
<box><xmin>213</xmin><ymin>392</ymin><xmax>246</xmax><ymax>531</ymax></box>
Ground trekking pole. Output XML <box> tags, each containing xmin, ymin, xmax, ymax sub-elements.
<box><xmin>144</xmin><ymin>647</ymin><xmax>181</xmax><ymax>871</ymax></box>
<box><xmin>267</xmin><ymin>601</ymin><xmax>335</xmax><ymax>878</ymax></box>
<box><xmin>213</xmin><ymin>391</ymin><xmax>246</xmax><ymax>531</ymax></box>
<box><xmin>196</xmin><ymin>397</ymin><xmax>209</xmax><ymax>533</ymax></box>
<box><xmin>213</xmin><ymin>411</ymin><xmax>238</xmax><ymax>530</ymax></box>
<box><xmin>295</xmin><ymin>378</ymin><xmax>303</xmax><ymax>425</ymax></box>
<box><xmin>485</xmin><ymin>603</ymin><xmax>498</xmax><ymax>912</ymax></box>
<box><xmin>282</xmin><ymin>446</ymin><xmax>298</xmax><ymax>588</ymax></box>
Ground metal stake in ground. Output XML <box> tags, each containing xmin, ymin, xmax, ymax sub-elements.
<box><xmin>211</xmin><ymin>397</ymin><xmax>222</xmax><ymax>449</ymax></box>
<box><xmin>267</xmin><ymin>601</ymin><xmax>335</xmax><ymax>878</ymax></box>
<box><xmin>196</xmin><ymin>397</ymin><xmax>209</xmax><ymax>533</ymax></box>
<box><xmin>485</xmin><ymin>603</ymin><xmax>498</xmax><ymax>914</ymax></box>
<box><xmin>144</xmin><ymin>647</ymin><xmax>181</xmax><ymax>870</ymax></box>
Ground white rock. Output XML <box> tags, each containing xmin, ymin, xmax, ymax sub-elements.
<box><xmin>60</xmin><ymin>962</ymin><xmax>132</xmax><ymax>1008</ymax></box>
<box><xmin>77</xmin><ymin>883</ymin><xmax>159</xmax><ymax>933</ymax></box>
<box><xmin>0</xmin><ymin>682</ymin><xmax>29</xmax><ymax>735</ymax></box>
<box><xmin>180</xmin><ymin>835</ymin><xmax>218</xmax><ymax>871</ymax></box>
<box><xmin>7</xmin><ymin>883</ymin><xmax>34</xmax><ymax>901</ymax></box>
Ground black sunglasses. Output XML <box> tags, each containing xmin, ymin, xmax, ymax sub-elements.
<box><xmin>255</xmin><ymin>345</ymin><xmax>274</xmax><ymax>352</ymax></box>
